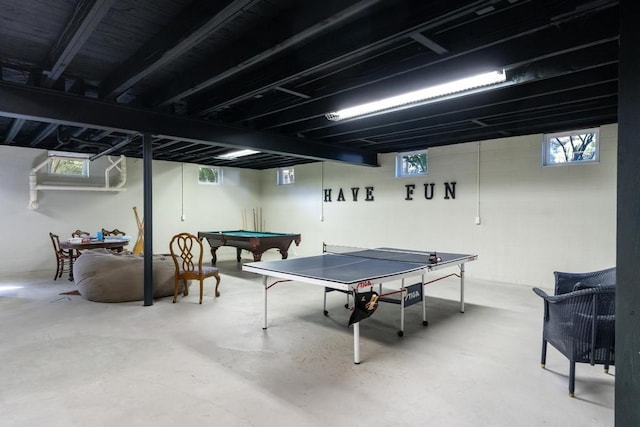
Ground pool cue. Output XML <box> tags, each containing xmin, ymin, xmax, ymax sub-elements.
<box><xmin>132</xmin><ymin>206</ymin><xmax>144</xmax><ymax>254</ymax></box>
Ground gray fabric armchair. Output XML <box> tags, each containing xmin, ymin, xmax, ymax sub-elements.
<box><xmin>553</xmin><ymin>266</ymin><xmax>616</xmax><ymax>295</ymax></box>
<box><xmin>532</xmin><ymin>284</ymin><xmax>615</xmax><ymax>397</ymax></box>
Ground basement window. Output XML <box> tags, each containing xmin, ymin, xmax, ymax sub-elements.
<box><xmin>47</xmin><ymin>151</ymin><xmax>90</xmax><ymax>177</ymax></box>
<box><xmin>198</xmin><ymin>167</ymin><xmax>223</xmax><ymax>184</ymax></box>
<box><xmin>543</xmin><ymin>128</ymin><xmax>599</xmax><ymax>166</ymax></box>
<box><xmin>277</xmin><ymin>167</ymin><xmax>295</xmax><ymax>185</ymax></box>
<box><xmin>395</xmin><ymin>150</ymin><xmax>428</xmax><ymax>177</ymax></box>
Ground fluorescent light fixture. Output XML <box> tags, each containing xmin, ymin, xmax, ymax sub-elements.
<box><xmin>325</xmin><ymin>69</ymin><xmax>507</xmax><ymax>121</ymax></box>
<box><xmin>216</xmin><ymin>149</ymin><xmax>260</xmax><ymax>160</ymax></box>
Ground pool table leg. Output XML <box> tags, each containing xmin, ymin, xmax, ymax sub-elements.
<box><xmin>236</xmin><ymin>249</ymin><xmax>264</xmax><ymax>263</ymax></box>
<box><xmin>278</xmin><ymin>249</ymin><xmax>289</xmax><ymax>259</ymax></box>
<box><xmin>209</xmin><ymin>247</ymin><xmax>219</xmax><ymax>266</ymax></box>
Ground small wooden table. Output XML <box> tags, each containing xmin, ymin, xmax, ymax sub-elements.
<box><xmin>59</xmin><ymin>239</ymin><xmax>130</xmax><ymax>281</ymax></box>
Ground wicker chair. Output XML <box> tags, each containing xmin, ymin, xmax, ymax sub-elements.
<box><xmin>532</xmin><ymin>284</ymin><xmax>615</xmax><ymax>397</ymax></box>
<box><xmin>169</xmin><ymin>232</ymin><xmax>221</xmax><ymax>304</ymax></box>
<box><xmin>553</xmin><ymin>267</ymin><xmax>616</xmax><ymax>295</ymax></box>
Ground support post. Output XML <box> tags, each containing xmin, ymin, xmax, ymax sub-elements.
<box><xmin>616</xmin><ymin>1</ymin><xmax>640</xmax><ymax>423</ymax></box>
<box><xmin>143</xmin><ymin>133</ymin><xmax>153</xmax><ymax>306</ymax></box>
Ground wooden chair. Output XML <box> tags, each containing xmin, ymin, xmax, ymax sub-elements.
<box><xmin>102</xmin><ymin>228</ymin><xmax>126</xmax><ymax>252</ymax></box>
<box><xmin>102</xmin><ymin>228</ymin><xmax>126</xmax><ymax>237</ymax></box>
<box><xmin>49</xmin><ymin>232</ymin><xmax>78</xmax><ymax>280</ymax></box>
<box><xmin>70</xmin><ymin>229</ymin><xmax>91</xmax><ymax>255</ymax></box>
<box><xmin>169</xmin><ymin>232</ymin><xmax>221</xmax><ymax>304</ymax></box>
<box><xmin>71</xmin><ymin>229</ymin><xmax>90</xmax><ymax>238</ymax></box>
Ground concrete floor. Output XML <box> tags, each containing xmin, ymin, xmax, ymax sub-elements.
<box><xmin>0</xmin><ymin>255</ymin><xmax>614</xmax><ymax>427</ymax></box>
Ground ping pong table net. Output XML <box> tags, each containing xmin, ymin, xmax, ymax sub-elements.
<box><xmin>323</xmin><ymin>244</ymin><xmax>440</xmax><ymax>264</ymax></box>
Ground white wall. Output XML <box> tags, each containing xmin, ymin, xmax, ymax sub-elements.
<box><xmin>0</xmin><ymin>146</ymin><xmax>261</xmax><ymax>275</ymax></box>
<box><xmin>0</xmin><ymin>124</ymin><xmax>617</xmax><ymax>287</ymax></box>
<box><xmin>260</xmin><ymin>124</ymin><xmax>617</xmax><ymax>287</ymax></box>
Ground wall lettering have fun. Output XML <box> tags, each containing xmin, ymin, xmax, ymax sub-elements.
<box><xmin>323</xmin><ymin>182</ymin><xmax>457</xmax><ymax>202</ymax></box>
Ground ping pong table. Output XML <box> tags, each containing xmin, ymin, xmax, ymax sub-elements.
<box><xmin>242</xmin><ymin>244</ymin><xmax>478</xmax><ymax>364</ymax></box>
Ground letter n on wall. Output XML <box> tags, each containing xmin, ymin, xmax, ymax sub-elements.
<box><xmin>444</xmin><ymin>182</ymin><xmax>456</xmax><ymax>199</ymax></box>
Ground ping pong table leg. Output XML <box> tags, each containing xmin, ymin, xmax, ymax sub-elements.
<box><xmin>459</xmin><ymin>263</ymin><xmax>465</xmax><ymax>313</ymax></box>
<box><xmin>323</xmin><ymin>288</ymin><xmax>327</xmax><ymax>315</ymax></box>
<box><xmin>399</xmin><ymin>279</ymin><xmax>405</xmax><ymax>337</ymax></box>
<box><xmin>421</xmin><ymin>273</ymin><xmax>428</xmax><ymax>326</ymax></box>
<box><xmin>263</xmin><ymin>276</ymin><xmax>269</xmax><ymax>329</ymax></box>
<box><xmin>353</xmin><ymin>322</ymin><xmax>360</xmax><ymax>364</ymax></box>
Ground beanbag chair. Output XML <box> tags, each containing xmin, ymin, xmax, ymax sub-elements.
<box><xmin>73</xmin><ymin>249</ymin><xmax>187</xmax><ymax>302</ymax></box>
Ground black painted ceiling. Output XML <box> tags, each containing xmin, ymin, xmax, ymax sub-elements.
<box><xmin>0</xmin><ymin>0</ymin><xmax>619</xmax><ymax>169</ymax></box>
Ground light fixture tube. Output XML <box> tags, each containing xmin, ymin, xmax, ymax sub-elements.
<box><xmin>216</xmin><ymin>149</ymin><xmax>260</xmax><ymax>159</ymax></box>
<box><xmin>325</xmin><ymin>69</ymin><xmax>506</xmax><ymax>121</ymax></box>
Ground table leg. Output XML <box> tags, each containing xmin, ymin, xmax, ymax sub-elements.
<box><xmin>421</xmin><ymin>273</ymin><xmax>428</xmax><ymax>326</ymax></box>
<box><xmin>399</xmin><ymin>278</ymin><xmax>405</xmax><ymax>336</ymax></box>
<box><xmin>68</xmin><ymin>250</ymin><xmax>75</xmax><ymax>281</ymax></box>
<box><xmin>210</xmin><ymin>247</ymin><xmax>219</xmax><ymax>266</ymax></box>
<box><xmin>263</xmin><ymin>276</ymin><xmax>268</xmax><ymax>329</ymax></box>
<box><xmin>323</xmin><ymin>287</ymin><xmax>328</xmax><ymax>315</ymax></box>
<box><xmin>459</xmin><ymin>263</ymin><xmax>465</xmax><ymax>313</ymax></box>
<box><xmin>353</xmin><ymin>321</ymin><xmax>360</xmax><ymax>364</ymax></box>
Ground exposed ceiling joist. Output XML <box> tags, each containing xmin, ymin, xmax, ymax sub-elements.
<box><xmin>4</xmin><ymin>118</ymin><xmax>25</xmax><ymax>143</ymax></box>
<box><xmin>242</xmin><ymin>7</ymin><xmax>619</xmax><ymax>130</ymax></box>
<box><xmin>0</xmin><ymin>0</ymin><xmax>620</xmax><ymax>169</ymax></box>
<box><xmin>150</xmin><ymin>0</ymin><xmax>384</xmax><ymax>107</ymax></box>
<box><xmin>190</xmin><ymin>0</ymin><xmax>492</xmax><ymax>116</ymax></box>
<box><xmin>99</xmin><ymin>0</ymin><xmax>255</xmax><ymax>100</ymax></box>
<box><xmin>0</xmin><ymin>81</ymin><xmax>378</xmax><ymax>166</ymax></box>
<box><xmin>44</xmin><ymin>0</ymin><xmax>116</xmax><ymax>88</ymax></box>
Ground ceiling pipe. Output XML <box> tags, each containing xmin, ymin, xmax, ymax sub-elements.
<box><xmin>28</xmin><ymin>155</ymin><xmax>126</xmax><ymax>210</ymax></box>
<box><xmin>89</xmin><ymin>136</ymin><xmax>134</xmax><ymax>161</ymax></box>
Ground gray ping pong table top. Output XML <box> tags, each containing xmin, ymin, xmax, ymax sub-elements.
<box><xmin>243</xmin><ymin>248</ymin><xmax>476</xmax><ymax>285</ymax></box>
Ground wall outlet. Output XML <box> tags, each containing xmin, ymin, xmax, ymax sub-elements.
<box><xmin>474</xmin><ymin>216</ymin><xmax>481</xmax><ymax>225</ymax></box>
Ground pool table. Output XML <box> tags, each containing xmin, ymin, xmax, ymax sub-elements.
<box><xmin>197</xmin><ymin>230</ymin><xmax>301</xmax><ymax>265</ymax></box>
